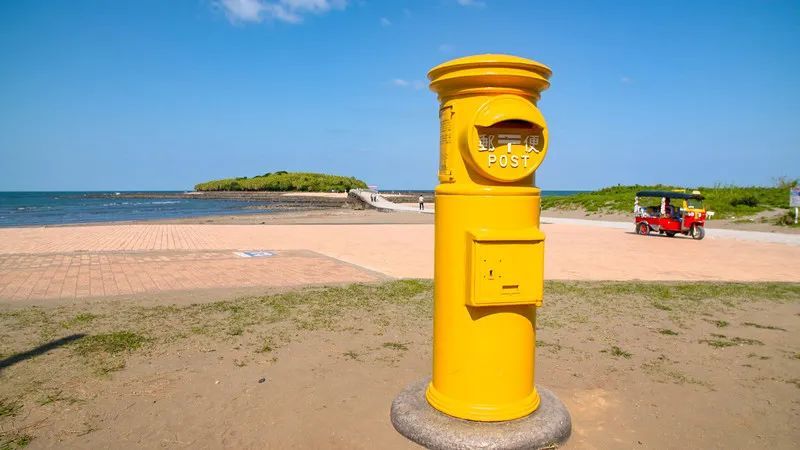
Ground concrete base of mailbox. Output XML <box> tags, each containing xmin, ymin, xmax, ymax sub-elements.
<box><xmin>391</xmin><ymin>378</ymin><xmax>571</xmax><ymax>450</ymax></box>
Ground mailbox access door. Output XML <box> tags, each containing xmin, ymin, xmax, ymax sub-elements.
<box><xmin>467</xmin><ymin>228</ymin><xmax>544</xmax><ymax>307</ymax></box>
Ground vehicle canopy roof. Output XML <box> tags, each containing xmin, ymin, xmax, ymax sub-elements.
<box><xmin>635</xmin><ymin>190</ymin><xmax>704</xmax><ymax>200</ymax></box>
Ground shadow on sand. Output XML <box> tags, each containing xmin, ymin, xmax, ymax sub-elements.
<box><xmin>0</xmin><ymin>334</ymin><xmax>86</xmax><ymax>372</ymax></box>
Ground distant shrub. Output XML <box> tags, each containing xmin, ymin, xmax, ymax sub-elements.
<box><xmin>774</xmin><ymin>210</ymin><xmax>797</xmax><ymax>226</ymax></box>
<box><xmin>730</xmin><ymin>195</ymin><xmax>758</xmax><ymax>207</ymax></box>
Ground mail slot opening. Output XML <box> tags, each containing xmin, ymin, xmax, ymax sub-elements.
<box><xmin>486</xmin><ymin>119</ymin><xmax>537</xmax><ymax>129</ymax></box>
<box><xmin>502</xmin><ymin>284</ymin><xmax>519</xmax><ymax>290</ymax></box>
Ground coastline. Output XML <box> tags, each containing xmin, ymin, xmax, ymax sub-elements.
<box><xmin>3</xmin><ymin>190</ymin><xmax>797</xmax><ymax>234</ymax></box>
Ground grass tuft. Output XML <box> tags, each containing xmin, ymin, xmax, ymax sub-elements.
<box><xmin>742</xmin><ymin>322</ymin><xmax>786</xmax><ymax>331</ymax></box>
<box><xmin>601</xmin><ymin>345</ymin><xmax>632</xmax><ymax>358</ymax></box>
<box><xmin>0</xmin><ymin>399</ymin><xmax>22</xmax><ymax>418</ymax></box>
<box><xmin>73</xmin><ymin>331</ymin><xmax>147</xmax><ymax>355</ymax></box>
<box><xmin>0</xmin><ymin>433</ymin><xmax>33</xmax><ymax>450</ymax></box>
<box><xmin>382</xmin><ymin>342</ymin><xmax>408</xmax><ymax>351</ymax></box>
<box><xmin>60</xmin><ymin>313</ymin><xmax>99</xmax><ymax>329</ymax></box>
<box><xmin>700</xmin><ymin>334</ymin><xmax>764</xmax><ymax>348</ymax></box>
<box><xmin>342</xmin><ymin>350</ymin><xmax>360</xmax><ymax>361</ymax></box>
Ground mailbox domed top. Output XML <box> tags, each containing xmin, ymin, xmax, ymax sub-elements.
<box><xmin>428</xmin><ymin>54</ymin><xmax>551</xmax><ymax>99</ymax></box>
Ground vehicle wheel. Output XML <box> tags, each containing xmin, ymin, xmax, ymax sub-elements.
<box><xmin>637</xmin><ymin>223</ymin><xmax>650</xmax><ymax>235</ymax></box>
<box><xmin>691</xmin><ymin>225</ymin><xmax>705</xmax><ymax>240</ymax></box>
<box><xmin>665</xmin><ymin>231</ymin><xmax>676</xmax><ymax>237</ymax></box>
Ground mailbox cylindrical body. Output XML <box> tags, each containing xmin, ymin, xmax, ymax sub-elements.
<box><xmin>426</xmin><ymin>55</ymin><xmax>552</xmax><ymax>422</ymax></box>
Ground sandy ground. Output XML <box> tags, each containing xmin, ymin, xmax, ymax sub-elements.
<box><xmin>0</xmin><ymin>281</ymin><xmax>798</xmax><ymax>449</ymax></box>
<box><xmin>1</xmin><ymin>209</ymin><xmax>798</xmax><ymax>449</ymax></box>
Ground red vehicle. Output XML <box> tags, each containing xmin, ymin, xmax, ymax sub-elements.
<box><xmin>634</xmin><ymin>190</ymin><xmax>707</xmax><ymax>240</ymax></box>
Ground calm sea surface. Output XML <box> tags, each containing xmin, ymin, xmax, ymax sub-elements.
<box><xmin>0</xmin><ymin>190</ymin><xmax>583</xmax><ymax>227</ymax></box>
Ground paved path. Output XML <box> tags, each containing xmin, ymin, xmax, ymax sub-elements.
<box><xmin>0</xmin><ymin>249</ymin><xmax>381</xmax><ymax>302</ymax></box>
<box><xmin>542</xmin><ymin>217</ymin><xmax>800</xmax><ymax>246</ymax></box>
<box><xmin>352</xmin><ymin>189</ymin><xmax>434</xmax><ymax>214</ymax></box>
<box><xmin>0</xmin><ymin>221</ymin><xmax>797</xmax><ymax>302</ymax></box>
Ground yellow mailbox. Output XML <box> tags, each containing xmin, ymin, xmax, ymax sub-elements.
<box><xmin>426</xmin><ymin>54</ymin><xmax>552</xmax><ymax>422</ymax></box>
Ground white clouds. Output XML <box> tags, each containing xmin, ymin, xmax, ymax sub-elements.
<box><xmin>380</xmin><ymin>17</ymin><xmax>391</xmax><ymax>27</ymax></box>
<box><xmin>391</xmin><ymin>79</ymin><xmax>410</xmax><ymax>87</ymax></box>
<box><xmin>391</xmin><ymin>79</ymin><xmax>425</xmax><ymax>90</ymax></box>
<box><xmin>620</xmin><ymin>76</ymin><xmax>633</xmax><ymax>84</ymax></box>
<box><xmin>456</xmin><ymin>0</ymin><xmax>485</xmax><ymax>7</ymax></box>
<box><xmin>218</xmin><ymin>0</ymin><xmax>347</xmax><ymax>24</ymax></box>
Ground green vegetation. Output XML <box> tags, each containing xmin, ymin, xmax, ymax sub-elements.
<box><xmin>602</xmin><ymin>345</ymin><xmax>632</xmax><ymax>358</ymax></box>
<box><xmin>60</xmin><ymin>313</ymin><xmax>99</xmax><ymax>329</ymax></box>
<box><xmin>703</xmin><ymin>319</ymin><xmax>729</xmax><ymax>328</ymax></box>
<box><xmin>72</xmin><ymin>331</ymin><xmax>147</xmax><ymax>356</ymax></box>
<box><xmin>542</xmin><ymin>179</ymin><xmax>798</xmax><ymax>220</ymax></box>
<box><xmin>342</xmin><ymin>350</ymin><xmax>361</xmax><ymax>360</ymax></box>
<box><xmin>194</xmin><ymin>171</ymin><xmax>367</xmax><ymax>192</ymax></box>
<box><xmin>0</xmin><ymin>399</ymin><xmax>22</xmax><ymax>418</ymax></box>
<box><xmin>700</xmin><ymin>334</ymin><xmax>764</xmax><ymax>348</ymax></box>
<box><xmin>382</xmin><ymin>342</ymin><xmax>409</xmax><ymax>351</ymax></box>
<box><xmin>742</xmin><ymin>322</ymin><xmax>786</xmax><ymax>331</ymax></box>
<box><xmin>0</xmin><ymin>433</ymin><xmax>32</xmax><ymax>450</ymax></box>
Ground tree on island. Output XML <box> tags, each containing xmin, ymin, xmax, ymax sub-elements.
<box><xmin>194</xmin><ymin>171</ymin><xmax>367</xmax><ymax>193</ymax></box>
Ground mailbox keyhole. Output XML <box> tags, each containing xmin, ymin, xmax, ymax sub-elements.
<box><xmin>489</xmin><ymin>269</ymin><xmax>493</xmax><ymax>279</ymax></box>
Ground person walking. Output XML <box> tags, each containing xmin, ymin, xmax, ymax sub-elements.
<box><xmin>419</xmin><ymin>194</ymin><xmax>425</xmax><ymax>211</ymax></box>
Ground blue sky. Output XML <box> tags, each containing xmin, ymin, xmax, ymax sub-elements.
<box><xmin>0</xmin><ymin>0</ymin><xmax>798</xmax><ymax>191</ymax></box>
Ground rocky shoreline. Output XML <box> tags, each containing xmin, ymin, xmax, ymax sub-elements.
<box><xmin>84</xmin><ymin>190</ymin><xmax>435</xmax><ymax>210</ymax></box>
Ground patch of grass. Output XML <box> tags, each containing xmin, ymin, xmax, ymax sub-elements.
<box><xmin>256</xmin><ymin>337</ymin><xmax>274</xmax><ymax>353</ymax></box>
<box><xmin>0</xmin><ymin>399</ymin><xmax>22</xmax><ymax>418</ymax></box>
<box><xmin>36</xmin><ymin>390</ymin><xmax>79</xmax><ymax>406</ymax></box>
<box><xmin>601</xmin><ymin>345</ymin><xmax>632</xmax><ymax>358</ymax></box>
<box><xmin>641</xmin><ymin>355</ymin><xmax>710</xmax><ymax>388</ymax></box>
<box><xmin>700</xmin><ymin>334</ymin><xmax>764</xmax><ymax>348</ymax></box>
<box><xmin>382</xmin><ymin>342</ymin><xmax>408</xmax><ymax>351</ymax></box>
<box><xmin>342</xmin><ymin>350</ymin><xmax>360</xmax><ymax>361</ymax></box>
<box><xmin>700</xmin><ymin>339</ymin><xmax>735</xmax><ymax>348</ymax></box>
<box><xmin>746</xmin><ymin>353</ymin><xmax>770</xmax><ymax>360</ymax></box>
<box><xmin>0</xmin><ymin>433</ymin><xmax>33</xmax><ymax>450</ymax></box>
<box><xmin>658</xmin><ymin>328</ymin><xmax>679</xmax><ymax>335</ymax></box>
<box><xmin>703</xmin><ymin>319</ymin><xmax>729</xmax><ymax>328</ymax></box>
<box><xmin>60</xmin><ymin>313</ymin><xmax>99</xmax><ymax>329</ymax></box>
<box><xmin>742</xmin><ymin>322</ymin><xmax>786</xmax><ymax>331</ymax></box>
<box><xmin>72</xmin><ymin>331</ymin><xmax>147</xmax><ymax>355</ymax></box>
<box><xmin>731</xmin><ymin>336</ymin><xmax>764</xmax><ymax>346</ymax></box>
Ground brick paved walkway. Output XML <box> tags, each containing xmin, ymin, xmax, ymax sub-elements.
<box><xmin>0</xmin><ymin>222</ymin><xmax>797</xmax><ymax>303</ymax></box>
<box><xmin>0</xmin><ymin>249</ymin><xmax>381</xmax><ymax>302</ymax></box>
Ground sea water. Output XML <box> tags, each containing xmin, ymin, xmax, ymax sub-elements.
<box><xmin>0</xmin><ymin>192</ymin><xmax>271</xmax><ymax>227</ymax></box>
<box><xmin>0</xmin><ymin>190</ymin><xmax>583</xmax><ymax>227</ymax></box>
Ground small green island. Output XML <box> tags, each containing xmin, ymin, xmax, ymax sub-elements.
<box><xmin>194</xmin><ymin>171</ymin><xmax>368</xmax><ymax>192</ymax></box>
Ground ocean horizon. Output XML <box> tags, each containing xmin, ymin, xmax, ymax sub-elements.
<box><xmin>0</xmin><ymin>190</ymin><xmax>585</xmax><ymax>227</ymax></box>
